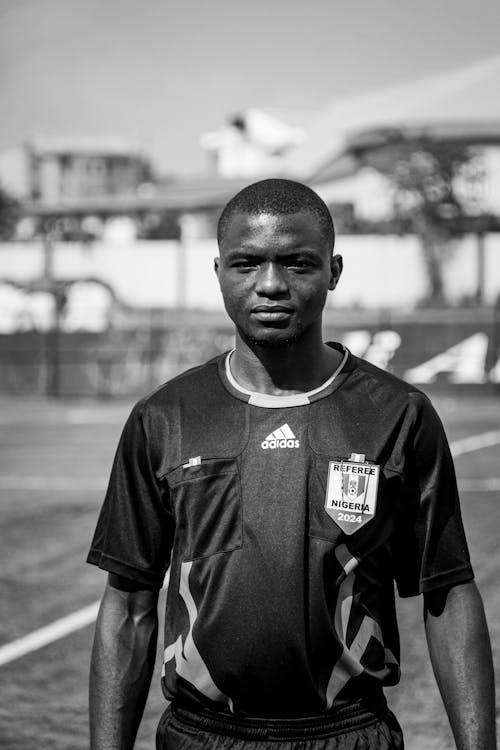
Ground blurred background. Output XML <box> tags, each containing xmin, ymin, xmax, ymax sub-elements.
<box><xmin>1</xmin><ymin>1</ymin><xmax>499</xmax><ymax>748</ymax></box>
<box><xmin>1</xmin><ymin>0</ymin><xmax>500</xmax><ymax>394</ymax></box>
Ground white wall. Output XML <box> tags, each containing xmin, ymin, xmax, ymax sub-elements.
<box><xmin>329</xmin><ymin>235</ymin><xmax>427</xmax><ymax>309</ymax></box>
<box><xmin>1</xmin><ymin>234</ymin><xmax>499</xmax><ymax>309</ymax></box>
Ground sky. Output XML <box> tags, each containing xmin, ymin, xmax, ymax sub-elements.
<box><xmin>1</xmin><ymin>0</ymin><xmax>500</xmax><ymax>177</ymax></box>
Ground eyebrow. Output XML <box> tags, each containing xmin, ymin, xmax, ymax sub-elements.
<box><xmin>224</xmin><ymin>248</ymin><xmax>320</xmax><ymax>262</ymax></box>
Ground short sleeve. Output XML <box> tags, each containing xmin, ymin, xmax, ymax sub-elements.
<box><xmin>87</xmin><ymin>402</ymin><xmax>174</xmax><ymax>587</ymax></box>
<box><xmin>393</xmin><ymin>393</ymin><xmax>474</xmax><ymax>598</ymax></box>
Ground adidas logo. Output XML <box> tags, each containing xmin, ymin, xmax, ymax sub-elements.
<box><xmin>261</xmin><ymin>423</ymin><xmax>300</xmax><ymax>450</ymax></box>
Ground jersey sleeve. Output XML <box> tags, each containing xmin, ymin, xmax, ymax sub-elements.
<box><xmin>393</xmin><ymin>393</ymin><xmax>474</xmax><ymax>598</ymax></box>
<box><xmin>87</xmin><ymin>402</ymin><xmax>174</xmax><ymax>587</ymax></box>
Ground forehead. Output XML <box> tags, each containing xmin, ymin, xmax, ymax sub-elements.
<box><xmin>219</xmin><ymin>210</ymin><xmax>327</xmax><ymax>255</ymax></box>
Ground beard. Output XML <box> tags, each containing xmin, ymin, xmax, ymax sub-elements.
<box><xmin>237</xmin><ymin>324</ymin><xmax>305</xmax><ymax>350</ymax></box>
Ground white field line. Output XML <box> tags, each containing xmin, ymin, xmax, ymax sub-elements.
<box><xmin>0</xmin><ymin>409</ymin><xmax>127</xmax><ymax>426</ymax></box>
<box><xmin>0</xmin><ymin>429</ymin><xmax>499</xmax><ymax>668</ymax></box>
<box><xmin>458</xmin><ymin>478</ymin><xmax>500</xmax><ymax>492</ymax></box>
<box><xmin>0</xmin><ymin>432</ymin><xmax>497</xmax><ymax>494</ymax></box>
<box><xmin>0</xmin><ymin>476</ymin><xmax>107</xmax><ymax>491</ymax></box>
<box><xmin>450</xmin><ymin>429</ymin><xmax>500</xmax><ymax>458</ymax></box>
<box><xmin>0</xmin><ymin>601</ymin><xmax>100</xmax><ymax>667</ymax></box>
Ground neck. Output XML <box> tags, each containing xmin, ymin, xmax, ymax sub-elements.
<box><xmin>230</xmin><ymin>329</ymin><xmax>343</xmax><ymax>396</ymax></box>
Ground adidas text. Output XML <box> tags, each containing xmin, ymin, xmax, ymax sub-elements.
<box><xmin>261</xmin><ymin>438</ymin><xmax>300</xmax><ymax>449</ymax></box>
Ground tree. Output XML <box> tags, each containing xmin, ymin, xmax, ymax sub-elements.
<box><xmin>381</xmin><ymin>135</ymin><xmax>484</xmax><ymax>304</ymax></box>
<box><xmin>139</xmin><ymin>211</ymin><xmax>181</xmax><ymax>240</ymax></box>
<box><xmin>0</xmin><ymin>184</ymin><xmax>20</xmax><ymax>240</ymax></box>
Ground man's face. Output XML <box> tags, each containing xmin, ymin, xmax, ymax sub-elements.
<box><xmin>215</xmin><ymin>210</ymin><xmax>342</xmax><ymax>347</ymax></box>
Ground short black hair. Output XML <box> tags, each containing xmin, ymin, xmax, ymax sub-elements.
<box><xmin>217</xmin><ymin>178</ymin><xmax>335</xmax><ymax>250</ymax></box>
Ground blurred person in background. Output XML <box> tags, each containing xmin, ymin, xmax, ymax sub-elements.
<box><xmin>87</xmin><ymin>179</ymin><xmax>495</xmax><ymax>749</ymax></box>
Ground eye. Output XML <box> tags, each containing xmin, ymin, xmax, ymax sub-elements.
<box><xmin>231</xmin><ymin>259</ymin><xmax>259</xmax><ymax>270</ymax></box>
<box><xmin>287</xmin><ymin>259</ymin><xmax>314</xmax><ymax>271</ymax></box>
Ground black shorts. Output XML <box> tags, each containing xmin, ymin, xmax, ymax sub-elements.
<box><xmin>156</xmin><ymin>701</ymin><xmax>404</xmax><ymax>749</ymax></box>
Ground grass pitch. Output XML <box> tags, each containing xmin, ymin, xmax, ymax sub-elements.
<box><xmin>0</xmin><ymin>393</ymin><xmax>499</xmax><ymax>749</ymax></box>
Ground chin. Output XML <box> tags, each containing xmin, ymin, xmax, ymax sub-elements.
<box><xmin>252</xmin><ymin>337</ymin><xmax>299</xmax><ymax>350</ymax></box>
<box><xmin>239</xmin><ymin>326</ymin><xmax>303</xmax><ymax>350</ymax></box>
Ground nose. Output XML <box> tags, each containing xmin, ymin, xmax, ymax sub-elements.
<box><xmin>255</xmin><ymin>262</ymin><xmax>289</xmax><ymax>297</ymax></box>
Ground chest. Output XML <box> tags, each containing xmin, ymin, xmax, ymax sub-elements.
<box><xmin>164</xmin><ymin>403</ymin><xmax>404</xmax><ymax>562</ymax></box>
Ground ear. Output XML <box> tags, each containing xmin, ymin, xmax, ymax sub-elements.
<box><xmin>329</xmin><ymin>254</ymin><xmax>343</xmax><ymax>290</ymax></box>
<box><xmin>214</xmin><ymin>257</ymin><xmax>220</xmax><ymax>278</ymax></box>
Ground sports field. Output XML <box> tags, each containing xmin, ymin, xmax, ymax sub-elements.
<box><xmin>0</xmin><ymin>392</ymin><xmax>499</xmax><ymax>749</ymax></box>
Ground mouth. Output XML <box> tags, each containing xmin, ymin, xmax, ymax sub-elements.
<box><xmin>251</xmin><ymin>305</ymin><xmax>294</xmax><ymax>323</ymax></box>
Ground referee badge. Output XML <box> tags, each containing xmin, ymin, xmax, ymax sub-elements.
<box><xmin>325</xmin><ymin>453</ymin><xmax>379</xmax><ymax>535</ymax></box>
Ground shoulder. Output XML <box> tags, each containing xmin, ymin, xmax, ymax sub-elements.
<box><xmin>345</xmin><ymin>352</ymin><xmax>438</xmax><ymax>423</ymax></box>
<box><xmin>122</xmin><ymin>352</ymin><xmax>244</xmax><ymax>470</ymax></box>
<box><xmin>132</xmin><ymin>352</ymin><xmax>227</xmax><ymax>418</ymax></box>
<box><xmin>121</xmin><ymin>353</ymin><xmax>237</xmax><ymax>456</ymax></box>
<box><xmin>349</xmin><ymin>353</ymin><xmax>427</xmax><ymax>399</ymax></box>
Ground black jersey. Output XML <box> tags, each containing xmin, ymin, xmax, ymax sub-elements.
<box><xmin>87</xmin><ymin>344</ymin><xmax>473</xmax><ymax>717</ymax></box>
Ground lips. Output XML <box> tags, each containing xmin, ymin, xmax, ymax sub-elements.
<box><xmin>251</xmin><ymin>305</ymin><xmax>294</xmax><ymax>323</ymax></box>
<box><xmin>252</xmin><ymin>305</ymin><xmax>293</xmax><ymax>313</ymax></box>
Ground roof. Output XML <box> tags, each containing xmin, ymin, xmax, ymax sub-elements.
<box><xmin>27</xmin><ymin>136</ymin><xmax>146</xmax><ymax>158</ymax></box>
<box><xmin>252</xmin><ymin>107</ymin><xmax>321</xmax><ymax>131</ymax></box>
<box><xmin>21</xmin><ymin>176</ymin><xmax>253</xmax><ymax>216</ymax></box>
<box><xmin>283</xmin><ymin>55</ymin><xmax>500</xmax><ymax>181</ymax></box>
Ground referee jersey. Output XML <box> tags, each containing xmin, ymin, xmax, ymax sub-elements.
<box><xmin>87</xmin><ymin>344</ymin><xmax>473</xmax><ymax>717</ymax></box>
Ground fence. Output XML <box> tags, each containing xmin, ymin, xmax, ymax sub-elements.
<box><xmin>0</xmin><ymin>308</ymin><xmax>498</xmax><ymax>397</ymax></box>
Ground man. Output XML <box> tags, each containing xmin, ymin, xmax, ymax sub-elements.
<box><xmin>88</xmin><ymin>178</ymin><xmax>495</xmax><ymax>749</ymax></box>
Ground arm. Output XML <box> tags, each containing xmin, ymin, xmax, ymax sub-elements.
<box><xmin>89</xmin><ymin>575</ymin><xmax>160</xmax><ymax>750</ymax></box>
<box><xmin>424</xmin><ymin>580</ymin><xmax>496</xmax><ymax>750</ymax></box>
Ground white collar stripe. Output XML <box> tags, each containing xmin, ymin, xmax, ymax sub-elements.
<box><xmin>249</xmin><ymin>392</ymin><xmax>310</xmax><ymax>408</ymax></box>
<box><xmin>225</xmin><ymin>348</ymin><xmax>348</xmax><ymax>408</ymax></box>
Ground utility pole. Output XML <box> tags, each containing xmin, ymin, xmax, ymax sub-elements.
<box><xmin>41</xmin><ymin>219</ymin><xmax>62</xmax><ymax>397</ymax></box>
<box><xmin>475</xmin><ymin>231</ymin><xmax>486</xmax><ymax>306</ymax></box>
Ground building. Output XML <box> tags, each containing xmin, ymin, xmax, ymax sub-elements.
<box><xmin>200</xmin><ymin>108</ymin><xmax>318</xmax><ymax>179</ymax></box>
<box><xmin>199</xmin><ymin>56</ymin><xmax>500</xmax><ymax>223</ymax></box>
<box><xmin>25</xmin><ymin>136</ymin><xmax>152</xmax><ymax>202</ymax></box>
